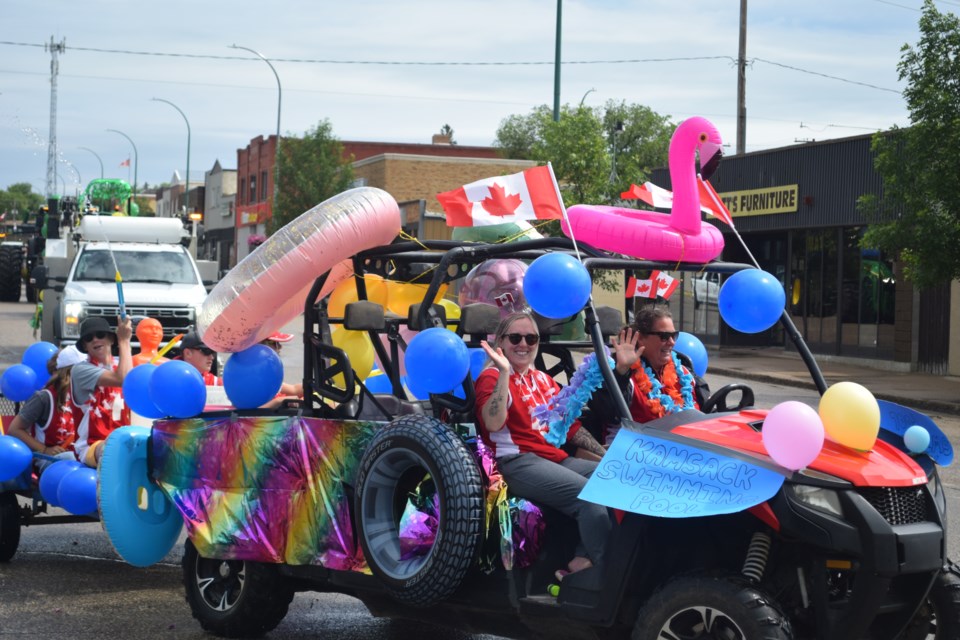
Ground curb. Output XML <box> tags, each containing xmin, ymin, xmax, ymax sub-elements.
<box><xmin>709</xmin><ymin>367</ymin><xmax>960</xmax><ymax>418</ymax></box>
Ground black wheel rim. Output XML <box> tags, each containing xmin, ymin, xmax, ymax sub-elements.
<box><xmin>658</xmin><ymin>605</ymin><xmax>747</xmax><ymax>640</ymax></box>
<box><xmin>361</xmin><ymin>447</ymin><xmax>438</xmax><ymax>581</ymax></box>
<box><xmin>194</xmin><ymin>556</ymin><xmax>246</xmax><ymax>612</ymax></box>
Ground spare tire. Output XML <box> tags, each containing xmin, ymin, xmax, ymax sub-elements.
<box><xmin>0</xmin><ymin>244</ymin><xmax>22</xmax><ymax>303</ymax></box>
<box><xmin>355</xmin><ymin>415</ymin><xmax>483</xmax><ymax>607</ymax></box>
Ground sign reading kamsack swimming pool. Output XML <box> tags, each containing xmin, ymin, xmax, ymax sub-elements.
<box><xmin>579</xmin><ymin>429</ymin><xmax>785</xmax><ymax>518</ymax></box>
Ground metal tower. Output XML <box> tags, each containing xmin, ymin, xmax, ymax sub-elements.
<box><xmin>45</xmin><ymin>37</ymin><xmax>66</xmax><ymax>198</ymax></box>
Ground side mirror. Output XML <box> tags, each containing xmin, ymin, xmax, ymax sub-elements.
<box><xmin>30</xmin><ymin>265</ymin><xmax>48</xmax><ymax>291</ymax></box>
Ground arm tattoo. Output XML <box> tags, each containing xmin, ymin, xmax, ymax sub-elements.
<box><xmin>569</xmin><ymin>427</ymin><xmax>606</xmax><ymax>457</ymax></box>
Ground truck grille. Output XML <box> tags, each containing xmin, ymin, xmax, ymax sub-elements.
<box><xmin>85</xmin><ymin>305</ymin><xmax>195</xmax><ymax>339</ymax></box>
<box><xmin>857</xmin><ymin>486</ymin><xmax>929</xmax><ymax>525</ymax></box>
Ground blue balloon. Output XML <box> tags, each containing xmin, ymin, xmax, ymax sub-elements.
<box><xmin>123</xmin><ymin>365</ymin><xmax>165</xmax><ymax>419</ymax></box>
<box><xmin>39</xmin><ymin>459</ymin><xmax>83</xmax><ymax>506</ymax></box>
<box><xmin>0</xmin><ymin>435</ymin><xmax>33</xmax><ymax>482</ymax></box>
<box><xmin>674</xmin><ymin>331</ymin><xmax>708</xmax><ymax>377</ymax></box>
<box><xmin>469</xmin><ymin>348</ymin><xmax>488</xmax><ymax>381</ymax></box>
<box><xmin>2</xmin><ymin>364</ymin><xmax>38</xmax><ymax>402</ymax></box>
<box><xmin>149</xmin><ymin>360</ymin><xmax>206</xmax><ymax>418</ymax></box>
<box><xmin>903</xmin><ymin>425</ymin><xmax>931</xmax><ymax>454</ymax></box>
<box><xmin>223</xmin><ymin>345</ymin><xmax>283</xmax><ymax>409</ymax></box>
<box><xmin>365</xmin><ymin>373</ymin><xmax>392</xmax><ymax>394</ymax></box>
<box><xmin>402</xmin><ymin>375</ymin><xmax>431</xmax><ymax>401</ymax></box>
<box><xmin>405</xmin><ymin>328</ymin><xmax>469</xmax><ymax>395</ymax></box>
<box><xmin>22</xmin><ymin>341</ymin><xmax>57</xmax><ymax>390</ymax></box>
<box><xmin>57</xmin><ymin>466</ymin><xmax>99</xmax><ymax>515</ymax></box>
<box><xmin>718</xmin><ymin>269</ymin><xmax>786</xmax><ymax>334</ymax></box>
<box><xmin>523</xmin><ymin>253</ymin><xmax>592</xmax><ymax>319</ymax></box>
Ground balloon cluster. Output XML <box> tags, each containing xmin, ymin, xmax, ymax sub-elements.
<box><xmin>718</xmin><ymin>270</ymin><xmax>786</xmax><ymax>334</ymax></box>
<box><xmin>124</xmin><ymin>360</ymin><xmax>207</xmax><ymax>419</ymax></box>
<box><xmin>1</xmin><ymin>341</ymin><xmax>58</xmax><ymax>402</ymax></box>
<box><xmin>0</xmin><ymin>436</ymin><xmax>97</xmax><ymax>515</ymax></box>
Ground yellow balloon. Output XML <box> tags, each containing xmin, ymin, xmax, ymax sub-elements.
<box><xmin>818</xmin><ymin>381</ymin><xmax>880</xmax><ymax>451</ymax></box>
<box><xmin>331</xmin><ymin>328</ymin><xmax>375</xmax><ymax>386</ymax></box>
<box><xmin>437</xmin><ymin>298</ymin><xmax>461</xmax><ymax>331</ymax></box>
<box><xmin>384</xmin><ymin>280</ymin><xmax>448</xmax><ymax>317</ymax></box>
<box><xmin>328</xmin><ymin>274</ymin><xmax>388</xmax><ymax>317</ymax></box>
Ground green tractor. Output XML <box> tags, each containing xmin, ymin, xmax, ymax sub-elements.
<box><xmin>82</xmin><ymin>178</ymin><xmax>139</xmax><ymax>216</ymax></box>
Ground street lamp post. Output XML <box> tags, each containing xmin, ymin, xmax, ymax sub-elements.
<box><xmin>230</xmin><ymin>44</ymin><xmax>282</xmax><ymax>205</ymax></box>
<box><xmin>106</xmin><ymin>129</ymin><xmax>138</xmax><ymax>194</ymax></box>
<box><xmin>609</xmin><ymin>120</ymin><xmax>624</xmax><ymax>191</ymax></box>
<box><xmin>151</xmin><ymin>98</ymin><xmax>191</xmax><ymax>220</ymax></box>
<box><xmin>78</xmin><ymin>146</ymin><xmax>104</xmax><ymax>179</ymax></box>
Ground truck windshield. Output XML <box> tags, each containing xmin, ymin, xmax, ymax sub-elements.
<box><xmin>74</xmin><ymin>249</ymin><xmax>198</xmax><ymax>285</ymax></box>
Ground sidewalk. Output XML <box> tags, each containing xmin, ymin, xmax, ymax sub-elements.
<box><xmin>707</xmin><ymin>346</ymin><xmax>960</xmax><ymax>417</ymax></box>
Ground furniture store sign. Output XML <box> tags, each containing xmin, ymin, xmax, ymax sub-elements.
<box><xmin>718</xmin><ymin>185</ymin><xmax>798</xmax><ymax>217</ymax></box>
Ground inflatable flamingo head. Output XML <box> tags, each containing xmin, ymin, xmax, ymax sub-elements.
<box><xmin>671</xmin><ymin>116</ymin><xmax>723</xmax><ymax>180</ymax></box>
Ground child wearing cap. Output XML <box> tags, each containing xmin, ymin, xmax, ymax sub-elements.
<box><xmin>178</xmin><ymin>330</ymin><xmax>222</xmax><ymax>386</ymax></box>
<box><xmin>71</xmin><ymin>316</ymin><xmax>134</xmax><ymax>467</ymax></box>
<box><xmin>7</xmin><ymin>346</ymin><xmax>89</xmax><ymax>471</ymax></box>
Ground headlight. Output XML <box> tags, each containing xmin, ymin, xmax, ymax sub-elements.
<box><xmin>792</xmin><ymin>485</ymin><xmax>844</xmax><ymax>518</ymax></box>
<box><xmin>63</xmin><ymin>301</ymin><xmax>85</xmax><ymax>338</ymax></box>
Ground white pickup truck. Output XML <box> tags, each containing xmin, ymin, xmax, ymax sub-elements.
<box><xmin>35</xmin><ymin>216</ymin><xmax>217</xmax><ymax>348</ymax></box>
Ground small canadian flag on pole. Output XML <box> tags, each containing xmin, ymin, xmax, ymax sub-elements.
<box><xmin>438</xmin><ymin>164</ymin><xmax>564</xmax><ymax>227</ymax></box>
<box><xmin>626</xmin><ymin>271</ymin><xmax>679</xmax><ymax>300</ymax></box>
<box><xmin>120</xmin><ymin>158</ymin><xmax>131</xmax><ymax>168</ymax></box>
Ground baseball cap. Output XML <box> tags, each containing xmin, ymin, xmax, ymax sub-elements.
<box><xmin>180</xmin><ymin>330</ymin><xmax>210</xmax><ymax>351</ymax></box>
<box><xmin>56</xmin><ymin>345</ymin><xmax>88</xmax><ymax>369</ymax></box>
<box><xmin>76</xmin><ymin>317</ymin><xmax>116</xmax><ymax>353</ymax></box>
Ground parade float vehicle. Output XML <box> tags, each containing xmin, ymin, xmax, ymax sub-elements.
<box><xmin>88</xmin><ymin>195</ymin><xmax>957</xmax><ymax>640</ymax></box>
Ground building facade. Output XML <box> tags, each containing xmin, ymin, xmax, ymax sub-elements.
<box><xmin>202</xmin><ymin>160</ymin><xmax>236</xmax><ymax>274</ymax></box>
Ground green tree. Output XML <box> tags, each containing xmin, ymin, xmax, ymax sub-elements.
<box><xmin>270</xmin><ymin>120</ymin><xmax>355</xmax><ymax>234</ymax></box>
<box><xmin>0</xmin><ymin>183</ymin><xmax>44</xmax><ymax>221</ymax></box>
<box><xmin>860</xmin><ymin>0</ymin><xmax>960</xmax><ymax>288</ymax></box>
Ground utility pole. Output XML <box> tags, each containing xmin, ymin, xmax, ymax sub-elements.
<box><xmin>736</xmin><ymin>0</ymin><xmax>747</xmax><ymax>155</ymax></box>
<box><xmin>553</xmin><ymin>0</ymin><xmax>562</xmax><ymax>122</ymax></box>
<box><xmin>45</xmin><ymin>37</ymin><xmax>66</xmax><ymax>199</ymax></box>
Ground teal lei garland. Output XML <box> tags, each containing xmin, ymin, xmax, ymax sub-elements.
<box><xmin>642</xmin><ymin>351</ymin><xmax>696</xmax><ymax>414</ymax></box>
<box><xmin>532</xmin><ymin>348</ymin><xmax>615</xmax><ymax>447</ymax></box>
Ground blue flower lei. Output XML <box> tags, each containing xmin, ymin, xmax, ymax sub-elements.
<box><xmin>531</xmin><ymin>347</ymin><xmax>616</xmax><ymax>448</ymax></box>
<box><xmin>642</xmin><ymin>351</ymin><xmax>696</xmax><ymax>415</ymax></box>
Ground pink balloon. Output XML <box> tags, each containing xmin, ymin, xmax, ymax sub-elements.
<box><xmin>762</xmin><ymin>401</ymin><xmax>825</xmax><ymax>471</ymax></box>
<box><xmin>458</xmin><ymin>259</ymin><xmax>527</xmax><ymax>318</ymax></box>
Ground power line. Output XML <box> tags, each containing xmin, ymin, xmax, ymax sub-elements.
<box><xmin>0</xmin><ymin>39</ymin><xmax>901</xmax><ymax>94</ymax></box>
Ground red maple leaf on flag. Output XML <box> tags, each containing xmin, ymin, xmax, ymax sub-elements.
<box><xmin>637</xmin><ymin>282</ymin><xmax>651</xmax><ymax>294</ymax></box>
<box><xmin>657</xmin><ymin>280</ymin><xmax>668</xmax><ymax>291</ymax></box>
<box><xmin>481</xmin><ymin>183</ymin><xmax>523</xmax><ymax>217</ymax></box>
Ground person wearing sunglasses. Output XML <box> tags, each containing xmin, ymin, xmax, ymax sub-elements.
<box><xmin>179</xmin><ymin>330</ymin><xmax>222</xmax><ymax>386</ymax></box>
<box><xmin>603</xmin><ymin>306</ymin><xmax>702</xmax><ymax>441</ymax></box>
<box><xmin>71</xmin><ymin>316</ymin><xmax>133</xmax><ymax>467</ymax></box>
<box><xmin>475</xmin><ymin>311</ymin><xmax>610</xmax><ymax>584</ymax></box>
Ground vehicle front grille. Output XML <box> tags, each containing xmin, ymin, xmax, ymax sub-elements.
<box><xmin>857</xmin><ymin>486</ymin><xmax>929</xmax><ymax>525</ymax></box>
<box><xmin>85</xmin><ymin>305</ymin><xmax>195</xmax><ymax>339</ymax></box>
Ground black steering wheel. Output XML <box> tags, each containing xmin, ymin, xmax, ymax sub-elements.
<box><xmin>701</xmin><ymin>383</ymin><xmax>755</xmax><ymax>414</ymax></box>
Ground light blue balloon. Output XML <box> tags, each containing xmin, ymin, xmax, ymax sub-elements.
<box><xmin>405</xmin><ymin>328</ymin><xmax>469</xmax><ymax>395</ymax></box>
<box><xmin>223</xmin><ymin>345</ymin><xmax>283</xmax><ymax>409</ymax></box>
<box><xmin>674</xmin><ymin>331</ymin><xmax>708</xmax><ymax>377</ymax></box>
<box><xmin>718</xmin><ymin>269</ymin><xmax>785</xmax><ymax>334</ymax></box>
<box><xmin>903</xmin><ymin>425</ymin><xmax>931</xmax><ymax>454</ymax></box>
<box><xmin>523</xmin><ymin>253</ymin><xmax>592</xmax><ymax>319</ymax></box>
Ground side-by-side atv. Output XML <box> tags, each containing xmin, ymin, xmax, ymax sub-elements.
<box><xmin>104</xmin><ymin>237</ymin><xmax>956</xmax><ymax>640</ymax></box>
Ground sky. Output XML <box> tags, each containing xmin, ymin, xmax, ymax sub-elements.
<box><xmin>0</xmin><ymin>0</ymin><xmax>944</xmax><ymax>200</ymax></box>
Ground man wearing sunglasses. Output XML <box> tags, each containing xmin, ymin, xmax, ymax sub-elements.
<box><xmin>179</xmin><ymin>330</ymin><xmax>222</xmax><ymax>386</ymax></box>
<box><xmin>71</xmin><ymin>316</ymin><xmax>133</xmax><ymax>466</ymax></box>
<box><xmin>603</xmin><ymin>305</ymin><xmax>703</xmax><ymax>440</ymax></box>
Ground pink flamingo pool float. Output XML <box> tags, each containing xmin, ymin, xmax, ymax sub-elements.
<box><xmin>561</xmin><ymin>116</ymin><xmax>726</xmax><ymax>263</ymax></box>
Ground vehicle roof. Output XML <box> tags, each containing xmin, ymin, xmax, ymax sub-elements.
<box><xmin>80</xmin><ymin>242</ymin><xmax>189</xmax><ymax>253</ymax></box>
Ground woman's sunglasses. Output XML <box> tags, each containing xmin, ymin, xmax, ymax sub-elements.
<box><xmin>82</xmin><ymin>331</ymin><xmax>109</xmax><ymax>343</ymax></box>
<box><xmin>504</xmin><ymin>333</ymin><xmax>540</xmax><ymax>346</ymax></box>
<box><xmin>647</xmin><ymin>331</ymin><xmax>680</xmax><ymax>342</ymax></box>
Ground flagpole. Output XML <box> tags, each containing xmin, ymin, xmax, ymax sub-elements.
<box><xmin>699</xmin><ymin>176</ymin><xmax>761</xmax><ymax>270</ymax></box>
<box><xmin>546</xmin><ymin>162</ymin><xmax>583</xmax><ymax>262</ymax></box>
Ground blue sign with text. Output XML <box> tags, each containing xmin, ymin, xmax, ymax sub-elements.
<box><xmin>877</xmin><ymin>400</ymin><xmax>953</xmax><ymax>466</ymax></box>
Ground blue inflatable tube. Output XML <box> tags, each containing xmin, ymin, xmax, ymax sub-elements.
<box><xmin>98</xmin><ymin>425</ymin><xmax>183</xmax><ymax>567</ymax></box>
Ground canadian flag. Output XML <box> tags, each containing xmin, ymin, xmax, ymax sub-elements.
<box><xmin>625</xmin><ymin>276</ymin><xmax>655</xmax><ymax>298</ymax></box>
<box><xmin>621</xmin><ymin>180</ymin><xmax>732</xmax><ymax>226</ymax></box>
<box><xmin>651</xmin><ymin>270</ymin><xmax>679</xmax><ymax>300</ymax></box>
<box><xmin>438</xmin><ymin>164</ymin><xmax>564</xmax><ymax>227</ymax></box>
<box><xmin>120</xmin><ymin>158</ymin><xmax>131</xmax><ymax>167</ymax></box>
